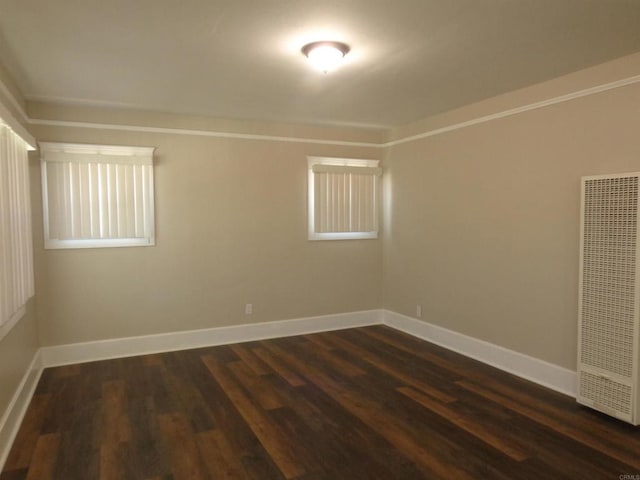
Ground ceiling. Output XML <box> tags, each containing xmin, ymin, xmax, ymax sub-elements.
<box><xmin>1</xmin><ymin>0</ymin><xmax>639</xmax><ymax>128</ymax></box>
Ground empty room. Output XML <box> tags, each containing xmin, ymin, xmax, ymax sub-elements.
<box><xmin>1</xmin><ymin>1</ymin><xmax>640</xmax><ymax>478</ymax></box>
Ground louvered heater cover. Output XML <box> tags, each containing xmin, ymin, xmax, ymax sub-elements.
<box><xmin>578</xmin><ymin>173</ymin><xmax>640</xmax><ymax>425</ymax></box>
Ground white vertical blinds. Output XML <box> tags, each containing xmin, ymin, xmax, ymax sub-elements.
<box><xmin>308</xmin><ymin>157</ymin><xmax>381</xmax><ymax>240</ymax></box>
<box><xmin>0</xmin><ymin>122</ymin><xmax>34</xmax><ymax>338</ymax></box>
<box><xmin>40</xmin><ymin>143</ymin><xmax>155</xmax><ymax>249</ymax></box>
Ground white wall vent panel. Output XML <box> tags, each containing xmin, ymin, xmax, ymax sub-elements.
<box><xmin>578</xmin><ymin>172</ymin><xmax>640</xmax><ymax>424</ymax></box>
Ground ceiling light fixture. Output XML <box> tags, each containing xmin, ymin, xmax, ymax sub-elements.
<box><xmin>301</xmin><ymin>41</ymin><xmax>350</xmax><ymax>73</ymax></box>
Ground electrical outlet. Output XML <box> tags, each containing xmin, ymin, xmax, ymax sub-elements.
<box><xmin>245</xmin><ymin>303</ymin><xmax>253</xmax><ymax>315</ymax></box>
<box><xmin>416</xmin><ymin>304</ymin><xmax>422</xmax><ymax>318</ymax></box>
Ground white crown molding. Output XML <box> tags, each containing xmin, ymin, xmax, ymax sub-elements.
<box><xmin>383</xmin><ymin>74</ymin><xmax>640</xmax><ymax>148</ymax></box>
<box><xmin>0</xmin><ymin>350</ymin><xmax>43</xmax><ymax>472</ymax></box>
<box><xmin>27</xmin><ymin>118</ymin><xmax>382</xmax><ymax>148</ymax></box>
<box><xmin>383</xmin><ymin>310</ymin><xmax>577</xmax><ymax>397</ymax></box>
<box><xmin>24</xmin><ymin>94</ymin><xmax>158</xmax><ymax>111</ymax></box>
<box><xmin>20</xmin><ymin>73</ymin><xmax>640</xmax><ymax>150</ymax></box>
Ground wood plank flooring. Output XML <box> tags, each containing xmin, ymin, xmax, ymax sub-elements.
<box><xmin>2</xmin><ymin>325</ymin><xmax>640</xmax><ymax>479</ymax></box>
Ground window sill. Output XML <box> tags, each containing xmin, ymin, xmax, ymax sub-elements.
<box><xmin>308</xmin><ymin>231</ymin><xmax>378</xmax><ymax>241</ymax></box>
<box><xmin>44</xmin><ymin>237</ymin><xmax>155</xmax><ymax>250</ymax></box>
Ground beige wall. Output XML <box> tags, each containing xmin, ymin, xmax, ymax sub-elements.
<box><xmin>0</xmin><ymin>299</ymin><xmax>38</xmax><ymax>420</ymax></box>
<box><xmin>30</xmin><ymin>115</ymin><xmax>383</xmax><ymax>346</ymax></box>
<box><xmin>383</xmin><ymin>67</ymin><xmax>640</xmax><ymax>370</ymax></box>
<box><xmin>8</xmin><ymin>51</ymin><xmax>640</xmax><ymax>370</ymax></box>
<box><xmin>1</xmin><ymin>49</ymin><xmax>639</xmax><ymax>447</ymax></box>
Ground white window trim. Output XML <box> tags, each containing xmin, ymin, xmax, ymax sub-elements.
<box><xmin>0</xmin><ymin>121</ymin><xmax>34</xmax><ymax>340</ymax></box>
<box><xmin>307</xmin><ymin>156</ymin><xmax>380</xmax><ymax>241</ymax></box>
<box><xmin>0</xmin><ymin>99</ymin><xmax>36</xmax><ymax>151</ymax></box>
<box><xmin>0</xmin><ymin>306</ymin><xmax>26</xmax><ymax>342</ymax></box>
<box><xmin>40</xmin><ymin>142</ymin><xmax>156</xmax><ymax>250</ymax></box>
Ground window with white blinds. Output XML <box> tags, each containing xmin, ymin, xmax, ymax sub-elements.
<box><xmin>0</xmin><ymin>122</ymin><xmax>35</xmax><ymax>339</ymax></box>
<box><xmin>40</xmin><ymin>142</ymin><xmax>156</xmax><ymax>249</ymax></box>
<box><xmin>308</xmin><ymin>156</ymin><xmax>381</xmax><ymax>240</ymax></box>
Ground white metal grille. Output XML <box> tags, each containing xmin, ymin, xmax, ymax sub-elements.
<box><xmin>579</xmin><ymin>371</ymin><xmax>632</xmax><ymax>416</ymax></box>
<box><xmin>581</xmin><ymin>176</ymin><xmax>637</xmax><ymax>378</ymax></box>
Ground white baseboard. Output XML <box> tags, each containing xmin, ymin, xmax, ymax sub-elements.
<box><xmin>0</xmin><ymin>350</ymin><xmax>43</xmax><ymax>472</ymax></box>
<box><xmin>382</xmin><ymin>310</ymin><xmax>577</xmax><ymax>397</ymax></box>
<box><xmin>2</xmin><ymin>308</ymin><xmax>577</xmax><ymax>473</ymax></box>
<box><xmin>3</xmin><ymin>310</ymin><xmax>380</xmax><ymax>472</ymax></box>
<box><xmin>40</xmin><ymin>309</ymin><xmax>384</xmax><ymax>367</ymax></box>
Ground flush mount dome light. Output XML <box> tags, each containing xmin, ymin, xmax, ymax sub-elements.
<box><xmin>301</xmin><ymin>41</ymin><xmax>350</xmax><ymax>73</ymax></box>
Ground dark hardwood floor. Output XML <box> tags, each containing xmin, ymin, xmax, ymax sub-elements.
<box><xmin>2</xmin><ymin>325</ymin><xmax>640</xmax><ymax>479</ymax></box>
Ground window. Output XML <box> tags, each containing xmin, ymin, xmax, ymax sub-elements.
<box><xmin>0</xmin><ymin>122</ymin><xmax>34</xmax><ymax>339</ymax></box>
<box><xmin>40</xmin><ymin>142</ymin><xmax>156</xmax><ymax>249</ymax></box>
<box><xmin>308</xmin><ymin>156</ymin><xmax>381</xmax><ymax>240</ymax></box>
